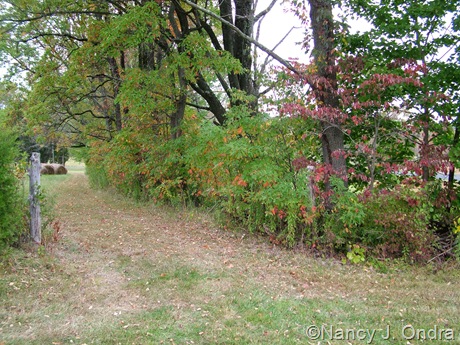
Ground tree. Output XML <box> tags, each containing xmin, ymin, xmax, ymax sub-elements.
<box><xmin>344</xmin><ymin>0</ymin><xmax>460</xmax><ymax>184</ymax></box>
<box><xmin>308</xmin><ymin>0</ymin><xmax>347</xmax><ymax>184</ymax></box>
<box><xmin>274</xmin><ymin>0</ymin><xmax>349</xmax><ymax>200</ymax></box>
<box><xmin>0</xmin><ymin>0</ymin><xmax>296</xmax><ymax>141</ymax></box>
<box><xmin>0</xmin><ymin>0</ymin><xmax>127</xmax><ymax>144</ymax></box>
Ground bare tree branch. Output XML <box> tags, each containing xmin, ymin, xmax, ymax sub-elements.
<box><xmin>13</xmin><ymin>32</ymin><xmax>87</xmax><ymax>43</ymax></box>
<box><xmin>254</xmin><ymin>0</ymin><xmax>277</xmax><ymax>22</ymax></box>
<box><xmin>261</xmin><ymin>26</ymin><xmax>298</xmax><ymax>75</ymax></box>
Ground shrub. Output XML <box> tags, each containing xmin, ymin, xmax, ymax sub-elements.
<box><xmin>363</xmin><ymin>188</ymin><xmax>435</xmax><ymax>262</ymax></box>
<box><xmin>0</xmin><ymin>129</ymin><xmax>27</xmax><ymax>249</ymax></box>
<box><xmin>179</xmin><ymin>108</ymin><xmax>319</xmax><ymax>247</ymax></box>
<box><xmin>82</xmin><ymin>105</ymin><xmax>451</xmax><ymax>263</ymax></box>
<box><xmin>101</xmin><ymin>130</ymin><xmax>149</xmax><ymax>200</ymax></box>
<box><xmin>324</xmin><ymin>179</ymin><xmax>436</xmax><ymax>262</ymax></box>
<box><xmin>85</xmin><ymin>142</ymin><xmax>110</xmax><ymax>190</ymax></box>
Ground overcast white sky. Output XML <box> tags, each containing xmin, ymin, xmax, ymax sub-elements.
<box><xmin>255</xmin><ymin>0</ymin><xmax>307</xmax><ymax>63</ymax></box>
<box><xmin>253</xmin><ymin>0</ymin><xmax>370</xmax><ymax>67</ymax></box>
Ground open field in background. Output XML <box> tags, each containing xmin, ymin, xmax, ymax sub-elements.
<box><xmin>64</xmin><ymin>159</ymin><xmax>86</xmax><ymax>174</ymax></box>
<box><xmin>1</xmin><ymin>166</ymin><xmax>460</xmax><ymax>344</ymax></box>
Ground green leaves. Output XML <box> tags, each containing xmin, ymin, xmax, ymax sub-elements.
<box><xmin>179</xmin><ymin>32</ymin><xmax>243</xmax><ymax>81</ymax></box>
<box><xmin>341</xmin><ymin>0</ymin><xmax>460</xmax><ymax>191</ymax></box>
<box><xmin>0</xmin><ymin>128</ymin><xmax>25</xmax><ymax>249</ymax></box>
<box><xmin>346</xmin><ymin>0</ymin><xmax>459</xmax><ymax>60</ymax></box>
<box><xmin>99</xmin><ymin>2</ymin><xmax>164</xmax><ymax>57</ymax></box>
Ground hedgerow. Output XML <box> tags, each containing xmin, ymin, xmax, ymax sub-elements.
<box><xmin>84</xmin><ymin>107</ymin><xmax>459</xmax><ymax>263</ymax></box>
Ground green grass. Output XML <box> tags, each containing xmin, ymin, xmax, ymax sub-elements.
<box><xmin>20</xmin><ymin>166</ymin><xmax>72</xmax><ymax>197</ymax></box>
<box><xmin>1</xmin><ymin>172</ymin><xmax>460</xmax><ymax>344</ymax></box>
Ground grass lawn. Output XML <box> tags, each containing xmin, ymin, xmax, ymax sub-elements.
<box><xmin>1</xmin><ymin>166</ymin><xmax>460</xmax><ymax>344</ymax></box>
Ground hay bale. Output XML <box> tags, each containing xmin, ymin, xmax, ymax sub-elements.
<box><xmin>40</xmin><ymin>163</ymin><xmax>68</xmax><ymax>175</ymax></box>
<box><xmin>40</xmin><ymin>164</ymin><xmax>55</xmax><ymax>175</ymax></box>
<box><xmin>49</xmin><ymin>163</ymin><xmax>68</xmax><ymax>175</ymax></box>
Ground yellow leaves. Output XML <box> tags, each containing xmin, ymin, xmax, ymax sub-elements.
<box><xmin>454</xmin><ymin>218</ymin><xmax>460</xmax><ymax>235</ymax></box>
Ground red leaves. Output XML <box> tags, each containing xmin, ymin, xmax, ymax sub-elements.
<box><xmin>356</xmin><ymin>73</ymin><xmax>423</xmax><ymax>98</ymax></box>
<box><xmin>279</xmin><ymin>103</ymin><xmax>308</xmax><ymax>117</ymax></box>
<box><xmin>281</xmin><ymin>104</ymin><xmax>348</xmax><ymax>124</ymax></box>
<box><xmin>292</xmin><ymin>156</ymin><xmax>311</xmax><ymax>171</ymax></box>
<box><xmin>407</xmin><ymin>197</ymin><xmax>419</xmax><ymax>207</ymax></box>
<box><xmin>351</xmin><ymin>115</ymin><xmax>361</xmax><ymax>125</ymax></box>
<box><xmin>270</xmin><ymin>206</ymin><xmax>286</xmax><ymax>220</ymax></box>
<box><xmin>331</xmin><ymin>149</ymin><xmax>348</xmax><ymax>160</ymax></box>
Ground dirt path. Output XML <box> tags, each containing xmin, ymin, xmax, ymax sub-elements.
<box><xmin>43</xmin><ymin>173</ymin><xmax>328</xmax><ymax>339</ymax></box>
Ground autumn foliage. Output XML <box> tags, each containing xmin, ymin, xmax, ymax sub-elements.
<box><xmin>1</xmin><ymin>0</ymin><xmax>459</xmax><ymax>263</ymax></box>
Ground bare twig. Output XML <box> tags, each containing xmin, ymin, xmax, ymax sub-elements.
<box><xmin>428</xmin><ymin>247</ymin><xmax>454</xmax><ymax>263</ymax></box>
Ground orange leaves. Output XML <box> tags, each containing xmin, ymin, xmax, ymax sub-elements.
<box><xmin>299</xmin><ymin>205</ymin><xmax>317</xmax><ymax>225</ymax></box>
<box><xmin>270</xmin><ymin>206</ymin><xmax>286</xmax><ymax>220</ymax></box>
<box><xmin>232</xmin><ymin>174</ymin><xmax>248</xmax><ymax>187</ymax></box>
<box><xmin>224</xmin><ymin>127</ymin><xmax>244</xmax><ymax>141</ymax></box>
<box><xmin>269</xmin><ymin>204</ymin><xmax>317</xmax><ymax>224</ymax></box>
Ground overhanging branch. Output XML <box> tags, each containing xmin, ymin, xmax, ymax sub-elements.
<box><xmin>182</xmin><ymin>0</ymin><xmax>301</xmax><ymax>75</ymax></box>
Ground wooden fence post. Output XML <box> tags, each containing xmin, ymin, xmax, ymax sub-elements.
<box><xmin>29</xmin><ymin>152</ymin><xmax>41</xmax><ymax>244</ymax></box>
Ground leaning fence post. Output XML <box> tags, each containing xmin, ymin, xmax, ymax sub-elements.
<box><xmin>29</xmin><ymin>152</ymin><xmax>41</xmax><ymax>244</ymax></box>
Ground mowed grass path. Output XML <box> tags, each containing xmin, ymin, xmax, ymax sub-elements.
<box><xmin>1</xmin><ymin>171</ymin><xmax>460</xmax><ymax>344</ymax></box>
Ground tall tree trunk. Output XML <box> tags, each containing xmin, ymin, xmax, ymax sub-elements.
<box><xmin>190</xmin><ymin>75</ymin><xmax>228</xmax><ymax>125</ymax></box>
<box><xmin>107</xmin><ymin>56</ymin><xmax>123</xmax><ymax>131</ymax></box>
<box><xmin>308</xmin><ymin>0</ymin><xmax>347</xmax><ymax>184</ymax></box>
<box><xmin>220</xmin><ymin>0</ymin><xmax>257</xmax><ymax>108</ymax></box>
<box><xmin>171</xmin><ymin>67</ymin><xmax>187</xmax><ymax>139</ymax></box>
<box><xmin>421</xmin><ymin>127</ymin><xmax>430</xmax><ymax>181</ymax></box>
<box><xmin>421</xmin><ymin>106</ymin><xmax>430</xmax><ymax>181</ymax></box>
<box><xmin>233</xmin><ymin>0</ymin><xmax>255</xmax><ymax>97</ymax></box>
